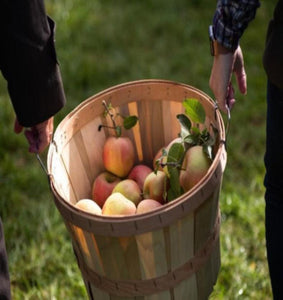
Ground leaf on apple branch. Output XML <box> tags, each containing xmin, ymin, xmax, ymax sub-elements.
<box><xmin>178</xmin><ymin>98</ymin><xmax>218</xmax><ymax>158</ymax></box>
<box><xmin>166</xmin><ymin>143</ymin><xmax>185</xmax><ymax>202</ymax></box>
<box><xmin>183</xmin><ymin>98</ymin><xmax>206</xmax><ymax>124</ymax></box>
<box><xmin>123</xmin><ymin>115</ymin><xmax>139</xmax><ymax>130</ymax></box>
<box><xmin>98</xmin><ymin>100</ymin><xmax>139</xmax><ymax>137</ymax></box>
<box><xmin>159</xmin><ymin>98</ymin><xmax>219</xmax><ymax>202</ymax></box>
<box><xmin>154</xmin><ymin>148</ymin><xmax>168</xmax><ymax>174</ymax></box>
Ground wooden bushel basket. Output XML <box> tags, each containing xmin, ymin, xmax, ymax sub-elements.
<box><xmin>47</xmin><ymin>79</ymin><xmax>226</xmax><ymax>300</ymax></box>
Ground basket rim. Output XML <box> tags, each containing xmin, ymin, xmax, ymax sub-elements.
<box><xmin>48</xmin><ymin>79</ymin><xmax>227</xmax><ymax>236</ymax></box>
<box><xmin>60</xmin><ymin>79</ymin><xmax>217</xmax><ymax>122</ymax></box>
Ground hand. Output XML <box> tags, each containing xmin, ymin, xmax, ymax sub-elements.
<box><xmin>14</xmin><ymin>117</ymin><xmax>54</xmax><ymax>153</ymax></box>
<box><xmin>209</xmin><ymin>45</ymin><xmax>247</xmax><ymax>113</ymax></box>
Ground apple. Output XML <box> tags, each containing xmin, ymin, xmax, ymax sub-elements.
<box><xmin>153</xmin><ymin>147</ymin><xmax>163</xmax><ymax>170</ymax></box>
<box><xmin>92</xmin><ymin>171</ymin><xmax>121</xmax><ymax>207</ymax></box>
<box><xmin>102</xmin><ymin>192</ymin><xmax>136</xmax><ymax>216</ymax></box>
<box><xmin>136</xmin><ymin>199</ymin><xmax>163</xmax><ymax>214</ymax></box>
<box><xmin>103</xmin><ymin>136</ymin><xmax>135</xmax><ymax>178</ymax></box>
<box><xmin>153</xmin><ymin>147</ymin><xmax>167</xmax><ymax>173</ymax></box>
<box><xmin>179</xmin><ymin>145</ymin><xmax>212</xmax><ymax>192</ymax></box>
<box><xmin>75</xmin><ymin>199</ymin><xmax>102</xmax><ymax>215</ymax></box>
<box><xmin>128</xmin><ymin>164</ymin><xmax>152</xmax><ymax>190</ymax></box>
<box><xmin>112</xmin><ymin>179</ymin><xmax>142</xmax><ymax>206</ymax></box>
<box><xmin>143</xmin><ymin>171</ymin><xmax>168</xmax><ymax>203</ymax></box>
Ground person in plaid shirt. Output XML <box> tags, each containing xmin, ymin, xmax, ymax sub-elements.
<box><xmin>209</xmin><ymin>1</ymin><xmax>283</xmax><ymax>299</ymax></box>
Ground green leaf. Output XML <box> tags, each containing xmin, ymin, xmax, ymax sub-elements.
<box><xmin>176</xmin><ymin>114</ymin><xmax>191</xmax><ymax>140</ymax></box>
<box><xmin>166</xmin><ymin>142</ymin><xmax>185</xmax><ymax>201</ymax></box>
<box><xmin>123</xmin><ymin>115</ymin><xmax>139</xmax><ymax>130</ymax></box>
<box><xmin>167</xmin><ymin>142</ymin><xmax>184</xmax><ymax>165</ymax></box>
<box><xmin>115</xmin><ymin>126</ymin><xmax>122</xmax><ymax>137</ymax></box>
<box><xmin>183</xmin><ymin>98</ymin><xmax>206</xmax><ymax>124</ymax></box>
<box><xmin>183</xmin><ymin>134</ymin><xmax>197</xmax><ymax>146</ymax></box>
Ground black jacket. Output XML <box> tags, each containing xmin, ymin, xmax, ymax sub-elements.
<box><xmin>263</xmin><ymin>0</ymin><xmax>283</xmax><ymax>89</ymax></box>
<box><xmin>0</xmin><ymin>0</ymin><xmax>66</xmax><ymax>127</ymax></box>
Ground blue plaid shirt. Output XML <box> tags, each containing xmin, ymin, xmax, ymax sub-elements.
<box><xmin>213</xmin><ymin>0</ymin><xmax>261</xmax><ymax>50</ymax></box>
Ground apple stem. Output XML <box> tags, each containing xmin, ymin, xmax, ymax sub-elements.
<box><xmin>98</xmin><ymin>124</ymin><xmax>117</xmax><ymax>131</ymax></box>
<box><xmin>102</xmin><ymin>100</ymin><xmax>121</xmax><ymax>137</ymax></box>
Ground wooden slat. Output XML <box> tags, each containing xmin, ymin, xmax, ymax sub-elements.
<box><xmin>61</xmin><ymin>134</ymin><xmax>92</xmax><ymax>200</ymax></box>
<box><xmin>194</xmin><ymin>188</ymin><xmax>220</xmax><ymax>299</ymax></box>
<box><xmin>94</xmin><ymin>235</ymin><xmax>141</xmax><ymax>282</ymax></box>
<box><xmin>162</xmin><ymin>101</ymin><xmax>183</xmax><ymax>146</ymax></box>
<box><xmin>128</xmin><ymin>101</ymin><xmax>143</xmax><ymax>162</ymax></box>
<box><xmin>88</xmin><ymin>283</ymin><xmax>111</xmax><ymax>300</ymax></box>
<box><xmin>135</xmin><ymin>229</ymin><xmax>171</xmax><ymax>300</ymax></box>
<box><xmin>80</xmin><ymin>117</ymin><xmax>107</xmax><ymax>181</ymax></box>
<box><xmin>49</xmin><ymin>148</ymin><xmax>77</xmax><ymax>204</ymax></box>
<box><xmin>169</xmin><ymin>214</ymin><xmax>198</xmax><ymax>299</ymax></box>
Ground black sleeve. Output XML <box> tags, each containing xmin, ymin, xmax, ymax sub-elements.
<box><xmin>0</xmin><ymin>0</ymin><xmax>66</xmax><ymax>127</ymax></box>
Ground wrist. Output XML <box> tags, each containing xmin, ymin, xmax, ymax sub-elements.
<box><xmin>209</xmin><ymin>25</ymin><xmax>234</xmax><ymax>56</ymax></box>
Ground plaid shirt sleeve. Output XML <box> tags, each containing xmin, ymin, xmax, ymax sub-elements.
<box><xmin>213</xmin><ymin>0</ymin><xmax>261</xmax><ymax>50</ymax></box>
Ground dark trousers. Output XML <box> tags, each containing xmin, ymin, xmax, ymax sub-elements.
<box><xmin>264</xmin><ymin>81</ymin><xmax>283</xmax><ymax>299</ymax></box>
<box><xmin>0</xmin><ymin>218</ymin><xmax>11</xmax><ymax>300</ymax></box>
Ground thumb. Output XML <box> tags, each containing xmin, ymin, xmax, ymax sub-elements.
<box><xmin>14</xmin><ymin>118</ymin><xmax>23</xmax><ymax>134</ymax></box>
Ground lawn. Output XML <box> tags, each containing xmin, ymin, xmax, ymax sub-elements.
<box><xmin>0</xmin><ymin>0</ymin><xmax>274</xmax><ymax>299</ymax></box>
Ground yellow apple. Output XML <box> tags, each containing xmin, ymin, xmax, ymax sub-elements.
<box><xmin>102</xmin><ymin>192</ymin><xmax>136</xmax><ymax>216</ymax></box>
<box><xmin>75</xmin><ymin>199</ymin><xmax>102</xmax><ymax>215</ymax></box>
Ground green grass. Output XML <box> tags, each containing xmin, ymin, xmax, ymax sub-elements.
<box><xmin>0</xmin><ymin>0</ymin><xmax>274</xmax><ymax>299</ymax></box>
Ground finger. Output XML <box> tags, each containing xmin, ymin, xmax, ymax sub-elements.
<box><xmin>236</xmin><ymin>69</ymin><xmax>247</xmax><ymax>95</ymax></box>
<box><xmin>24</xmin><ymin>129</ymin><xmax>39</xmax><ymax>153</ymax></box>
<box><xmin>14</xmin><ymin>118</ymin><xmax>23</xmax><ymax>134</ymax></box>
<box><xmin>226</xmin><ymin>83</ymin><xmax>236</xmax><ymax>110</ymax></box>
<box><xmin>28</xmin><ymin>127</ymin><xmax>52</xmax><ymax>153</ymax></box>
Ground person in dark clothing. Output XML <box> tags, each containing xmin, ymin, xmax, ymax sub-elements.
<box><xmin>209</xmin><ymin>1</ymin><xmax>283</xmax><ymax>299</ymax></box>
<box><xmin>0</xmin><ymin>1</ymin><xmax>66</xmax><ymax>298</ymax></box>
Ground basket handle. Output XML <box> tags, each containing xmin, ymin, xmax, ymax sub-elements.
<box><xmin>214</xmin><ymin>100</ymin><xmax>231</xmax><ymax>149</ymax></box>
<box><xmin>36</xmin><ymin>153</ymin><xmax>52</xmax><ymax>184</ymax></box>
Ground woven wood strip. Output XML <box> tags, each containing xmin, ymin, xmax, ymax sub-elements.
<box><xmin>73</xmin><ymin>212</ymin><xmax>221</xmax><ymax>297</ymax></box>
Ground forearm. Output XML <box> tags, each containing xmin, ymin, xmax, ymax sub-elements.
<box><xmin>213</xmin><ymin>0</ymin><xmax>260</xmax><ymax>50</ymax></box>
<box><xmin>0</xmin><ymin>0</ymin><xmax>66</xmax><ymax>127</ymax></box>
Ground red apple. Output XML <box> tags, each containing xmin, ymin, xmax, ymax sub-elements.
<box><xmin>103</xmin><ymin>136</ymin><xmax>135</xmax><ymax>178</ymax></box>
<box><xmin>128</xmin><ymin>164</ymin><xmax>152</xmax><ymax>190</ymax></box>
<box><xmin>112</xmin><ymin>179</ymin><xmax>142</xmax><ymax>206</ymax></box>
<box><xmin>92</xmin><ymin>171</ymin><xmax>121</xmax><ymax>207</ymax></box>
<box><xmin>136</xmin><ymin>199</ymin><xmax>163</xmax><ymax>214</ymax></box>
<box><xmin>102</xmin><ymin>192</ymin><xmax>136</xmax><ymax>216</ymax></box>
<box><xmin>179</xmin><ymin>145</ymin><xmax>212</xmax><ymax>192</ymax></box>
<box><xmin>143</xmin><ymin>171</ymin><xmax>168</xmax><ymax>203</ymax></box>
